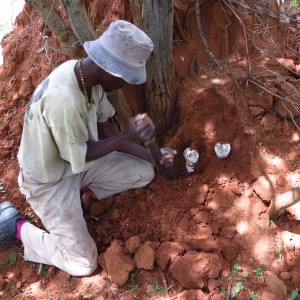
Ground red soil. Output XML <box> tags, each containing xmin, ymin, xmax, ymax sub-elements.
<box><xmin>0</xmin><ymin>1</ymin><xmax>299</xmax><ymax>299</ymax></box>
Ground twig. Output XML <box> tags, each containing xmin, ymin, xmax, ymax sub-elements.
<box><xmin>250</xmin><ymin>73</ymin><xmax>300</xmax><ymax>107</ymax></box>
<box><xmin>194</xmin><ymin>0</ymin><xmax>221</xmax><ymax>67</ymax></box>
<box><xmin>268</xmin><ymin>187</ymin><xmax>300</xmax><ymax>219</ymax></box>
<box><xmin>174</xmin><ymin>11</ymin><xmax>187</xmax><ymax>42</ymax></box>
<box><xmin>184</xmin><ymin>0</ymin><xmax>214</xmax><ymax>23</ymax></box>
<box><xmin>158</xmin><ymin>267</ymin><xmax>169</xmax><ymax>298</ymax></box>
<box><xmin>0</xmin><ymin>248</ymin><xmax>23</xmax><ymax>269</ymax></box>
<box><xmin>248</xmin><ymin>79</ymin><xmax>300</xmax><ymax>130</ymax></box>
<box><xmin>228</xmin><ymin>0</ymin><xmax>300</xmax><ymax>27</ymax></box>
<box><xmin>281</xmin><ymin>101</ymin><xmax>300</xmax><ymax>130</ymax></box>
<box><xmin>226</xmin><ymin>276</ymin><xmax>247</xmax><ymax>300</ymax></box>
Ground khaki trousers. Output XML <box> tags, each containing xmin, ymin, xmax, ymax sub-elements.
<box><xmin>18</xmin><ymin>152</ymin><xmax>154</xmax><ymax>276</ymax></box>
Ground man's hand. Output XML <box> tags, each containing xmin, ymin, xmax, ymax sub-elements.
<box><xmin>159</xmin><ymin>147</ymin><xmax>177</xmax><ymax>168</ymax></box>
<box><xmin>127</xmin><ymin>114</ymin><xmax>155</xmax><ymax>142</ymax></box>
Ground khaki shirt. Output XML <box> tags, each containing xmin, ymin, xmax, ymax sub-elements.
<box><xmin>18</xmin><ymin>60</ymin><xmax>115</xmax><ymax>183</ymax></box>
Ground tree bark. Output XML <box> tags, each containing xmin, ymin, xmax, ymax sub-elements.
<box><xmin>132</xmin><ymin>0</ymin><xmax>176</xmax><ymax>138</ymax></box>
<box><xmin>25</xmin><ymin>0</ymin><xmax>85</xmax><ymax>58</ymax></box>
<box><xmin>59</xmin><ymin>0</ymin><xmax>97</xmax><ymax>43</ymax></box>
<box><xmin>107</xmin><ymin>90</ymin><xmax>133</xmax><ymax>132</ymax></box>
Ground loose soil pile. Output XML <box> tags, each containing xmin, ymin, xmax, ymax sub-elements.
<box><xmin>0</xmin><ymin>1</ymin><xmax>299</xmax><ymax>299</ymax></box>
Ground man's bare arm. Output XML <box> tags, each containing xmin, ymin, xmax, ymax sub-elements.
<box><xmin>85</xmin><ymin>117</ymin><xmax>152</xmax><ymax>163</ymax></box>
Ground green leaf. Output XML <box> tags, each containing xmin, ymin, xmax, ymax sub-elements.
<box><xmin>289</xmin><ymin>288</ymin><xmax>299</xmax><ymax>300</ymax></box>
<box><xmin>253</xmin><ymin>268</ymin><xmax>264</xmax><ymax>279</ymax></box>
<box><xmin>37</xmin><ymin>263</ymin><xmax>47</xmax><ymax>276</ymax></box>
<box><xmin>250</xmin><ymin>291</ymin><xmax>258</xmax><ymax>300</ymax></box>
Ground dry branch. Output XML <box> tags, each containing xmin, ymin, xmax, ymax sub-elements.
<box><xmin>195</xmin><ymin>0</ymin><xmax>221</xmax><ymax>66</ymax></box>
<box><xmin>174</xmin><ymin>12</ymin><xmax>187</xmax><ymax>42</ymax></box>
<box><xmin>59</xmin><ymin>0</ymin><xmax>96</xmax><ymax>43</ymax></box>
<box><xmin>229</xmin><ymin>0</ymin><xmax>300</xmax><ymax>27</ymax></box>
<box><xmin>25</xmin><ymin>0</ymin><xmax>85</xmax><ymax>58</ymax></box>
<box><xmin>268</xmin><ymin>187</ymin><xmax>300</xmax><ymax>219</ymax></box>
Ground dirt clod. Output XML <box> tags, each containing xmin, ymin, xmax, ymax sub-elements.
<box><xmin>98</xmin><ymin>240</ymin><xmax>135</xmax><ymax>287</ymax></box>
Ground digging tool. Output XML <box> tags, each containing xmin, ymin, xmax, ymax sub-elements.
<box><xmin>135</xmin><ymin>114</ymin><xmax>176</xmax><ymax>180</ymax></box>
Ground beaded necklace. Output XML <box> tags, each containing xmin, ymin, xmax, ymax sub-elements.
<box><xmin>78</xmin><ymin>59</ymin><xmax>92</xmax><ymax>111</ymax></box>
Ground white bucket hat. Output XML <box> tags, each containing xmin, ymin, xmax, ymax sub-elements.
<box><xmin>84</xmin><ymin>20</ymin><xmax>154</xmax><ymax>84</ymax></box>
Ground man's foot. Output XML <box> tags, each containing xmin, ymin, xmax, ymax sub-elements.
<box><xmin>0</xmin><ymin>201</ymin><xmax>25</xmax><ymax>245</ymax></box>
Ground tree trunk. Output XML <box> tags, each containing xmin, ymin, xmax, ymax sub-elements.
<box><xmin>132</xmin><ymin>0</ymin><xmax>176</xmax><ymax>138</ymax></box>
<box><xmin>59</xmin><ymin>0</ymin><xmax>96</xmax><ymax>43</ymax></box>
<box><xmin>25</xmin><ymin>0</ymin><xmax>85</xmax><ymax>58</ymax></box>
<box><xmin>107</xmin><ymin>90</ymin><xmax>133</xmax><ymax>132</ymax></box>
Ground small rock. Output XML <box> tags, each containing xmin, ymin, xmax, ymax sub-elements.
<box><xmin>124</xmin><ymin>236</ymin><xmax>141</xmax><ymax>254</ymax></box>
<box><xmin>11</xmin><ymin>289</ymin><xmax>19</xmax><ymax>297</ymax></box>
<box><xmin>280</xmin><ymin>272</ymin><xmax>292</xmax><ymax>280</ymax></box>
<box><xmin>285</xmin><ymin>241</ymin><xmax>295</xmax><ymax>251</ymax></box>
<box><xmin>98</xmin><ymin>240</ymin><xmax>135</xmax><ymax>287</ymax></box>
<box><xmin>208</xmin><ymin>279</ymin><xmax>220</xmax><ymax>291</ymax></box>
<box><xmin>111</xmin><ymin>209</ymin><xmax>120</xmax><ymax>221</ymax></box>
<box><xmin>169</xmin><ymin>252</ymin><xmax>222</xmax><ymax>289</ymax></box>
<box><xmin>135</xmin><ymin>189</ymin><xmax>145</xmax><ymax>196</ymax></box>
<box><xmin>156</xmin><ymin>241</ymin><xmax>185</xmax><ymax>270</ymax></box>
<box><xmin>192</xmin><ymin>211</ymin><xmax>210</xmax><ymax>224</ymax></box>
<box><xmin>134</xmin><ymin>243</ymin><xmax>155</xmax><ymax>270</ymax></box>
<box><xmin>16</xmin><ymin>280</ymin><xmax>22</xmax><ymax>289</ymax></box>
<box><xmin>81</xmin><ymin>193</ymin><xmax>93</xmax><ymax>210</ymax></box>
<box><xmin>244</xmin><ymin>189</ymin><xmax>254</xmax><ymax>197</ymax></box>
<box><xmin>190</xmin><ymin>207</ymin><xmax>200</xmax><ymax>216</ymax></box>
<box><xmin>253</xmin><ymin>176</ymin><xmax>276</xmax><ymax>202</ymax></box>
<box><xmin>281</xmin><ymin>231</ymin><xmax>295</xmax><ymax>251</ymax></box>
<box><xmin>231</xmin><ymin>186</ymin><xmax>242</xmax><ymax>196</ymax></box>
<box><xmin>149</xmin><ymin>182</ymin><xmax>161</xmax><ymax>191</ymax></box>
<box><xmin>64</xmin><ymin>293</ymin><xmax>82</xmax><ymax>300</ymax></box>
<box><xmin>137</xmin><ymin>201</ymin><xmax>147</xmax><ymax>213</ymax></box>
<box><xmin>264</xmin><ymin>271</ymin><xmax>287</xmax><ymax>299</ymax></box>
<box><xmin>102</xmin><ymin>235</ymin><xmax>113</xmax><ymax>245</ymax></box>
<box><xmin>176</xmin><ymin>289</ymin><xmax>209</xmax><ymax>300</ymax></box>
<box><xmin>261</xmin><ymin>291</ymin><xmax>278</xmax><ymax>300</ymax></box>
<box><xmin>291</xmin><ymin>267</ymin><xmax>300</xmax><ymax>285</ymax></box>
<box><xmin>271</xmin><ymin>259</ymin><xmax>288</xmax><ymax>273</ymax></box>
<box><xmin>269</xmin><ymin>222</ymin><xmax>278</xmax><ymax>232</ymax></box>
<box><xmin>0</xmin><ymin>279</ymin><xmax>7</xmax><ymax>290</ymax></box>
<box><xmin>294</xmin><ymin>236</ymin><xmax>300</xmax><ymax>256</ymax></box>
<box><xmin>9</xmin><ymin>122</ymin><xmax>22</xmax><ymax>135</ymax></box>
<box><xmin>137</xmin><ymin>233</ymin><xmax>148</xmax><ymax>242</ymax></box>
<box><xmin>218</xmin><ymin>239</ymin><xmax>239</xmax><ymax>262</ymax></box>
<box><xmin>6</xmin><ymin>275</ymin><xmax>15</xmax><ymax>285</ymax></box>
<box><xmin>183</xmin><ymin>227</ymin><xmax>218</xmax><ymax>252</ymax></box>
<box><xmin>47</xmin><ymin>266</ymin><xmax>57</xmax><ymax>276</ymax></box>
<box><xmin>90</xmin><ymin>202</ymin><xmax>105</xmax><ymax>216</ymax></box>
<box><xmin>103</xmin><ymin>197</ymin><xmax>114</xmax><ymax>211</ymax></box>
